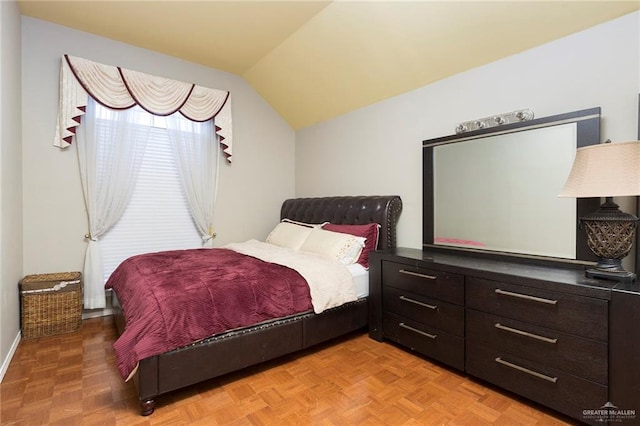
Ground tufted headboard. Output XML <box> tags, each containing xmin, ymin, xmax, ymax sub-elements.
<box><xmin>280</xmin><ymin>195</ymin><xmax>403</xmax><ymax>250</ymax></box>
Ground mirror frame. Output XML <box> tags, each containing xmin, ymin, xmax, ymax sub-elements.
<box><xmin>636</xmin><ymin>94</ymin><xmax>640</xmax><ymax>276</ymax></box>
<box><xmin>422</xmin><ymin>107</ymin><xmax>602</xmax><ymax>265</ymax></box>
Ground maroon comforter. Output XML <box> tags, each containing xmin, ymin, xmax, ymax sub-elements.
<box><xmin>106</xmin><ymin>248</ymin><xmax>312</xmax><ymax>380</ymax></box>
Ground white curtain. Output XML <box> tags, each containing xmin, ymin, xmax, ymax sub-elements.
<box><xmin>54</xmin><ymin>54</ymin><xmax>233</xmax><ymax>162</ymax></box>
<box><xmin>165</xmin><ymin>114</ymin><xmax>219</xmax><ymax>247</ymax></box>
<box><xmin>76</xmin><ymin>98</ymin><xmax>151</xmax><ymax>309</ymax></box>
<box><xmin>54</xmin><ymin>54</ymin><xmax>232</xmax><ymax>308</ymax></box>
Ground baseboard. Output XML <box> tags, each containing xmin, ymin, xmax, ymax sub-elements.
<box><xmin>0</xmin><ymin>331</ymin><xmax>21</xmax><ymax>383</ymax></box>
<box><xmin>82</xmin><ymin>289</ymin><xmax>114</xmax><ymax>320</ymax></box>
<box><xmin>82</xmin><ymin>308</ymin><xmax>113</xmax><ymax>320</ymax></box>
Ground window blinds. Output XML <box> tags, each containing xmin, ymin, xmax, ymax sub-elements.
<box><xmin>100</xmin><ymin>119</ymin><xmax>202</xmax><ymax>283</ymax></box>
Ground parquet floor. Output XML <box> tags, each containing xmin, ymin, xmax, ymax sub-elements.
<box><xmin>1</xmin><ymin>316</ymin><xmax>577</xmax><ymax>425</ymax></box>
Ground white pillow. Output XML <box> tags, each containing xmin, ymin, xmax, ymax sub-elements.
<box><xmin>281</xmin><ymin>218</ymin><xmax>328</xmax><ymax>228</ymax></box>
<box><xmin>300</xmin><ymin>228</ymin><xmax>365</xmax><ymax>265</ymax></box>
<box><xmin>266</xmin><ymin>222</ymin><xmax>313</xmax><ymax>250</ymax></box>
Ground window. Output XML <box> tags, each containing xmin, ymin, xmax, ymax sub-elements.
<box><xmin>60</xmin><ymin>56</ymin><xmax>228</xmax><ymax>310</ymax></box>
<box><xmin>98</xmin><ymin>106</ymin><xmax>202</xmax><ymax>282</ymax></box>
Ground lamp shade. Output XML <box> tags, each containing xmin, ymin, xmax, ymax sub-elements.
<box><xmin>559</xmin><ymin>141</ymin><xmax>640</xmax><ymax>198</ymax></box>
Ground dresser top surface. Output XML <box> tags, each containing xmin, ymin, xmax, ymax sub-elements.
<box><xmin>373</xmin><ymin>247</ymin><xmax>640</xmax><ymax>298</ymax></box>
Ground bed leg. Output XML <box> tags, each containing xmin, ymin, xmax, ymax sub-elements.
<box><xmin>140</xmin><ymin>399</ymin><xmax>155</xmax><ymax>416</ymax></box>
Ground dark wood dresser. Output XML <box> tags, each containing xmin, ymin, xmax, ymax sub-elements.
<box><xmin>378</xmin><ymin>259</ymin><xmax>465</xmax><ymax>371</ymax></box>
<box><xmin>369</xmin><ymin>248</ymin><xmax>640</xmax><ymax>425</ymax></box>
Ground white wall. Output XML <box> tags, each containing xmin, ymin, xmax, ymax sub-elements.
<box><xmin>296</xmin><ymin>12</ymin><xmax>640</xmax><ymax>253</ymax></box>
<box><xmin>0</xmin><ymin>0</ymin><xmax>24</xmax><ymax>381</ymax></box>
<box><xmin>21</xmin><ymin>17</ymin><xmax>296</xmax><ymax>276</ymax></box>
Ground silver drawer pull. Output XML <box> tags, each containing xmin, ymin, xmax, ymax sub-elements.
<box><xmin>399</xmin><ymin>322</ymin><xmax>437</xmax><ymax>339</ymax></box>
<box><xmin>399</xmin><ymin>269</ymin><xmax>437</xmax><ymax>280</ymax></box>
<box><xmin>399</xmin><ymin>295</ymin><xmax>438</xmax><ymax>310</ymax></box>
<box><xmin>495</xmin><ymin>323</ymin><xmax>558</xmax><ymax>344</ymax></box>
<box><xmin>494</xmin><ymin>288</ymin><xmax>558</xmax><ymax>305</ymax></box>
<box><xmin>495</xmin><ymin>357</ymin><xmax>558</xmax><ymax>383</ymax></box>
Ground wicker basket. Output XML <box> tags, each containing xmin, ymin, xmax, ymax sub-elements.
<box><xmin>19</xmin><ymin>272</ymin><xmax>83</xmax><ymax>339</ymax></box>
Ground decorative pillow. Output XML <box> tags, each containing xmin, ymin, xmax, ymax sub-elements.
<box><xmin>265</xmin><ymin>222</ymin><xmax>313</xmax><ymax>250</ymax></box>
<box><xmin>321</xmin><ymin>223</ymin><xmax>380</xmax><ymax>268</ymax></box>
<box><xmin>299</xmin><ymin>228</ymin><xmax>365</xmax><ymax>265</ymax></box>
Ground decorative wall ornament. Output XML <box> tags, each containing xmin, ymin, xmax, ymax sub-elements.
<box><xmin>455</xmin><ymin>109</ymin><xmax>534</xmax><ymax>134</ymax></box>
<box><xmin>53</xmin><ymin>54</ymin><xmax>234</xmax><ymax>162</ymax></box>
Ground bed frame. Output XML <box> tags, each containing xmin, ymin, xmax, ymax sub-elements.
<box><xmin>112</xmin><ymin>195</ymin><xmax>402</xmax><ymax>415</ymax></box>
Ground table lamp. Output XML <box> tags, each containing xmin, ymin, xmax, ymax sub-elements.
<box><xmin>559</xmin><ymin>140</ymin><xmax>640</xmax><ymax>282</ymax></box>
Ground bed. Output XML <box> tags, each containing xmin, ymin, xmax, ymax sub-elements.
<box><xmin>109</xmin><ymin>195</ymin><xmax>402</xmax><ymax>415</ymax></box>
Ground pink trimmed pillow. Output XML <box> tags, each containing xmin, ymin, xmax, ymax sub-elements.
<box><xmin>299</xmin><ymin>228</ymin><xmax>365</xmax><ymax>265</ymax></box>
<box><xmin>321</xmin><ymin>223</ymin><xmax>380</xmax><ymax>268</ymax></box>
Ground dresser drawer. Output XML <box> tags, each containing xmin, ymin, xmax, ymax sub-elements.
<box><xmin>382</xmin><ymin>261</ymin><xmax>464</xmax><ymax>305</ymax></box>
<box><xmin>383</xmin><ymin>312</ymin><xmax>464</xmax><ymax>370</ymax></box>
<box><xmin>466</xmin><ymin>277</ymin><xmax>608</xmax><ymax>341</ymax></box>
<box><xmin>466</xmin><ymin>309</ymin><xmax>607</xmax><ymax>385</ymax></box>
<box><xmin>466</xmin><ymin>343</ymin><xmax>607</xmax><ymax>425</ymax></box>
<box><xmin>383</xmin><ymin>286</ymin><xmax>464</xmax><ymax>336</ymax></box>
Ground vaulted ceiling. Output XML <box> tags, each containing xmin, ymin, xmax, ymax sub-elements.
<box><xmin>17</xmin><ymin>1</ymin><xmax>640</xmax><ymax>129</ymax></box>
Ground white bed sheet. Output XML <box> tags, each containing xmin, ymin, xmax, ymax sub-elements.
<box><xmin>346</xmin><ymin>263</ymin><xmax>369</xmax><ymax>298</ymax></box>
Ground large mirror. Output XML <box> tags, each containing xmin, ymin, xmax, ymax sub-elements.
<box><xmin>423</xmin><ymin>108</ymin><xmax>601</xmax><ymax>263</ymax></box>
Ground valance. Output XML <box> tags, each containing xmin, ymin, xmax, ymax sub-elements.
<box><xmin>53</xmin><ymin>54</ymin><xmax>233</xmax><ymax>162</ymax></box>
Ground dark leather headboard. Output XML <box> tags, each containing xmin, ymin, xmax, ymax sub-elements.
<box><xmin>280</xmin><ymin>195</ymin><xmax>403</xmax><ymax>250</ymax></box>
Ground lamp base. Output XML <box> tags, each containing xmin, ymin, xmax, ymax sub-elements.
<box><xmin>581</xmin><ymin>198</ymin><xmax>638</xmax><ymax>283</ymax></box>
<box><xmin>586</xmin><ymin>267</ymin><xmax>637</xmax><ymax>283</ymax></box>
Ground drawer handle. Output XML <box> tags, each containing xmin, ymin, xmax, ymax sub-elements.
<box><xmin>494</xmin><ymin>357</ymin><xmax>558</xmax><ymax>383</ymax></box>
<box><xmin>399</xmin><ymin>269</ymin><xmax>437</xmax><ymax>280</ymax></box>
<box><xmin>494</xmin><ymin>323</ymin><xmax>558</xmax><ymax>344</ymax></box>
<box><xmin>494</xmin><ymin>288</ymin><xmax>558</xmax><ymax>305</ymax></box>
<box><xmin>399</xmin><ymin>295</ymin><xmax>438</xmax><ymax>310</ymax></box>
<box><xmin>399</xmin><ymin>322</ymin><xmax>437</xmax><ymax>339</ymax></box>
